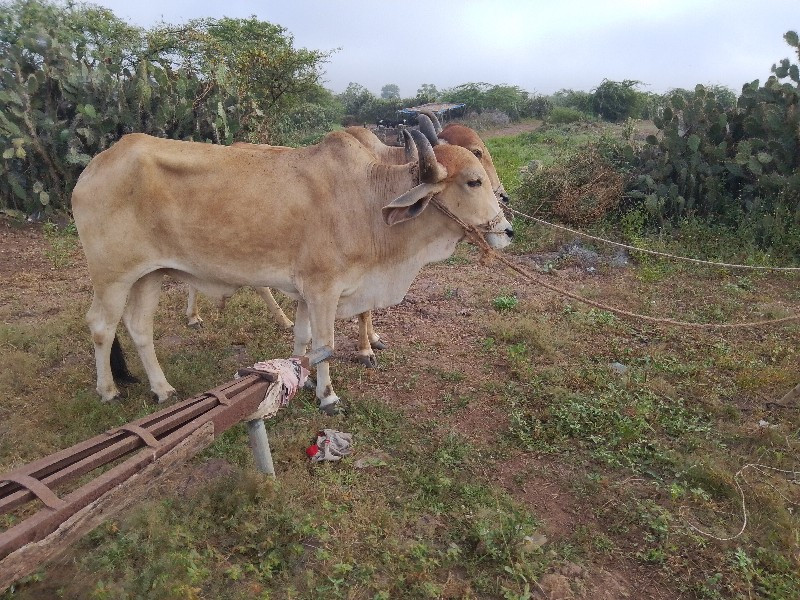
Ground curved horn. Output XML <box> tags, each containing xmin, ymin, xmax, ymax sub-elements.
<box><xmin>416</xmin><ymin>114</ymin><xmax>440</xmax><ymax>147</ymax></box>
<box><xmin>409</xmin><ymin>129</ymin><xmax>447</xmax><ymax>184</ymax></box>
<box><xmin>418</xmin><ymin>108</ymin><xmax>443</xmax><ymax>134</ymax></box>
<box><xmin>401</xmin><ymin>128</ymin><xmax>418</xmax><ymax>163</ymax></box>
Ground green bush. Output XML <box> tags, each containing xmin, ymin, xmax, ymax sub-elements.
<box><xmin>591</xmin><ymin>79</ymin><xmax>644</xmax><ymax>122</ymax></box>
<box><xmin>550</xmin><ymin>88</ymin><xmax>593</xmax><ymax>114</ymax></box>
<box><xmin>0</xmin><ymin>0</ymin><xmax>333</xmax><ymax>215</ymax></box>
<box><xmin>631</xmin><ymin>33</ymin><xmax>799</xmax><ymax>220</ymax></box>
<box><xmin>547</xmin><ymin>106</ymin><xmax>590</xmax><ymax>124</ymax></box>
<box><xmin>440</xmin><ymin>82</ymin><xmax>544</xmax><ymax>121</ymax></box>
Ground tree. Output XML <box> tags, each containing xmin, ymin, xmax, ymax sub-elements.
<box><xmin>415</xmin><ymin>83</ymin><xmax>439</xmax><ymax>103</ymax></box>
<box><xmin>441</xmin><ymin>82</ymin><xmax>492</xmax><ymax>111</ymax></box>
<box><xmin>483</xmin><ymin>85</ymin><xmax>531</xmax><ymax>120</ymax></box>
<box><xmin>380</xmin><ymin>83</ymin><xmax>400</xmax><ymax>99</ymax></box>
<box><xmin>338</xmin><ymin>82</ymin><xmax>377</xmax><ymax>118</ymax></box>
<box><xmin>0</xmin><ymin>0</ymin><xmax>334</xmax><ymax>214</ymax></box>
<box><xmin>591</xmin><ymin>79</ymin><xmax>643</xmax><ymax>122</ymax></box>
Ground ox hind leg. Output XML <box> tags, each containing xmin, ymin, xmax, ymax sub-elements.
<box><xmin>87</xmin><ymin>282</ymin><xmax>133</xmax><ymax>402</ymax></box>
<box><xmin>123</xmin><ymin>271</ymin><xmax>176</xmax><ymax>403</ymax></box>
<box><xmin>186</xmin><ymin>286</ymin><xmax>203</xmax><ymax>328</ymax></box>
<box><xmin>255</xmin><ymin>287</ymin><xmax>294</xmax><ymax>330</ymax></box>
<box><xmin>355</xmin><ymin>311</ymin><xmax>387</xmax><ymax>368</ymax></box>
<box><xmin>292</xmin><ymin>300</ymin><xmax>311</xmax><ymax>357</ymax></box>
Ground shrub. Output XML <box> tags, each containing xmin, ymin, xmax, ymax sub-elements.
<box><xmin>518</xmin><ymin>145</ymin><xmax>624</xmax><ymax>225</ymax></box>
<box><xmin>441</xmin><ymin>82</ymin><xmax>543</xmax><ymax>121</ymax></box>
<box><xmin>547</xmin><ymin>107</ymin><xmax>589</xmax><ymax>124</ymax></box>
<box><xmin>551</xmin><ymin>88</ymin><xmax>593</xmax><ymax>114</ymax></box>
<box><xmin>629</xmin><ymin>31</ymin><xmax>800</xmax><ymax>226</ymax></box>
<box><xmin>609</xmin><ymin>31</ymin><xmax>800</xmax><ymax>259</ymax></box>
<box><xmin>591</xmin><ymin>79</ymin><xmax>644</xmax><ymax>122</ymax></box>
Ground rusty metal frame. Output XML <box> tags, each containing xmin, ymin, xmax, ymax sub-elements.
<box><xmin>0</xmin><ymin>347</ymin><xmax>333</xmax><ymax>591</ymax></box>
<box><xmin>0</xmin><ymin>372</ymin><xmax>275</xmax><ymax>563</ymax></box>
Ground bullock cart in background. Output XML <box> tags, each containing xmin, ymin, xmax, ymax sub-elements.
<box><xmin>373</xmin><ymin>101</ymin><xmax>467</xmax><ymax>146</ymax></box>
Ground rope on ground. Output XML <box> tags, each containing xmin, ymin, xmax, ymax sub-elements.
<box><xmin>432</xmin><ymin>199</ymin><xmax>800</xmax><ymax>330</ymax></box>
<box><xmin>678</xmin><ymin>463</ymin><xmax>800</xmax><ymax>541</ymax></box>
<box><xmin>505</xmin><ymin>205</ymin><xmax>800</xmax><ymax>272</ymax></box>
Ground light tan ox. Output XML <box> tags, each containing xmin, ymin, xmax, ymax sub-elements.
<box><xmin>72</xmin><ymin>129</ymin><xmax>513</xmax><ymax>414</ymax></box>
<box><xmin>181</xmin><ymin>135</ymin><xmax>417</xmax><ymax>368</ymax></box>
<box><xmin>184</xmin><ymin>114</ymin><xmax>511</xmax><ymax>370</ymax></box>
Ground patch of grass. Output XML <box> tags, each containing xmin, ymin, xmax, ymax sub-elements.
<box><xmin>484</xmin><ymin>313</ymin><xmax>557</xmax><ymax>357</ymax></box>
<box><xmin>427</xmin><ymin>366</ymin><xmax>466</xmax><ymax>383</ymax></box>
<box><xmin>4</xmin><ymin>123</ymin><xmax>799</xmax><ymax>599</ymax></box>
<box><xmin>42</xmin><ymin>221</ymin><xmax>79</xmax><ymax>269</ymax></box>
<box><xmin>547</xmin><ymin>106</ymin><xmax>592</xmax><ymax>124</ymax></box>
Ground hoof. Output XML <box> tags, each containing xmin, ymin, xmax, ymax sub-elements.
<box><xmin>370</xmin><ymin>338</ymin><xmax>388</xmax><ymax>351</ymax></box>
<box><xmin>303</xmin><ymin>377</ymin><xmax>316</xmax><ymax>391</ymax></box>
<box><xmin>356</xmin><ymin>353</ymin><xmax>378</xmax><ymax>369</ymax></box>
<box><xmin>153</xmin><ymin>387</ymin><xmax>178</xmax><ymax>404</ymax></box>
<box><xmin>187</xmin><ymin>318</ymin><xmax>203</xmax><ymax>329</ymax></box>
<box><xmin>279</xmin><ymin>319</ymin><xmax>294</xmax><ymax>331</ymax></box>
<box><xmin>319</xmin><ymin>399</ymin><xmax>346</xmax><ymax>416</ymax></box>
<box><xmin>100</xmin><ymin>390</ymin><xmax>123</xmax><ymax>403</ymax></box>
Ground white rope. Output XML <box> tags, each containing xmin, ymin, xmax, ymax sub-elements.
<box><xmin>680</xmin><ymin>464</ymin><xmax>800</xmax><ymax>541</ymax></box>
<box><xmin>433</xmin><ymin>199</ymin><xmax>800</xmax><ymax>329</ymax></box>
<box><xmin>506</xmin><ymin>206</ymin><xmax>800</xmax><ymax>272</ymax></box>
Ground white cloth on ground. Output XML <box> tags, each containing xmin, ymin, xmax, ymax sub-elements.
<box><xmin>310</xmin><ymin>429</ymin><xmax>354</xmax><ymax>462</ymax></box>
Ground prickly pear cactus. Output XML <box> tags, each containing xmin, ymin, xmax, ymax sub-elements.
<box><xmin>632</xmin><ymin>31</ymin><xmax>799</xmax><ymax>225</ymax></box>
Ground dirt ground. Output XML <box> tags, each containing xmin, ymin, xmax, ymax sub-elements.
<box><xmin>0</xmin><ymin>217</ymin><xmax>680</xmax><ymax>599</ymax></box>
<box><xmin>1</xmin><ymin>120</ymin><xmax>797</xmax><ymax>598</ymax></box>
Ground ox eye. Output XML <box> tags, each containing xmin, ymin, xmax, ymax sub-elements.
<box><xmin>472</xmin><ymin>149</ymin><xmax>483</xmax><ymax>159</ymax></box>
<box><xmin>467</xmin><ymin>179</ymin><xmax>482</xmax><ymax>188</ymax></box>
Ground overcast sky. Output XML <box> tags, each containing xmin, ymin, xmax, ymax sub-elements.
<box><xmin>90</xmin><ymin>0</ymin><xmax>798</xmax><ymax>97</ymax></box>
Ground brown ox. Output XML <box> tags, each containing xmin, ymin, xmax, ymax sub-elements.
<box><xmin>72</xmin><ymin>130</ymin><xmax>513</xmax><ymax>414</ymax></box>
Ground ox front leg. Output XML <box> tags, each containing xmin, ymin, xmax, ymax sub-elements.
<box><xmin>255</xmin><ymin>287</ymin><xmax>294</xmax><ymax>330</ymax></box>
<box><xmin>306</xmin><ymin>297</ymin><xmax>342</xmax><ymax>415</ymax></box>
<box><xmin>186</xmin><ymin>286</ymin><xmax>203</xmax><ymax>328</ymax></box>
<box><xmin>123</xmin><ymin>271</ymin><xmax>177</xmax><ymax>403</ymax></box>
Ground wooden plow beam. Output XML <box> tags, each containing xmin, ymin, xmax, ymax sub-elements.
<box><xmin>0</xmin><ymin>347</ymin><xmax>331</xmax><ymax>592</ymax></box>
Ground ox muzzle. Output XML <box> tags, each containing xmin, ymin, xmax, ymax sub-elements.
<box><xmin>481</xmin><ymin>211</ymin><xmax>514</xmax><ymax>249</ymax></box>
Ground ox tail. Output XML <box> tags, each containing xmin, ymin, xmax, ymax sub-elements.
<box><xmin>111</xmin><ymin>334</ymin><xmax>139</xmax><ymax>385</ymax></box>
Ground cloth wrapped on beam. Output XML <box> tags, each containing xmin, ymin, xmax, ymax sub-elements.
<box><xmin>236</xmin><ymin>358</ymin><xmax>309</xmax><ymax>420</ymax></box>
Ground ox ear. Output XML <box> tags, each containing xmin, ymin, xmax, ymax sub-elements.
<box><xmin>382</xmin><ymin>182</ymin><xmax>445</xmax><ymax>226</ymax></box>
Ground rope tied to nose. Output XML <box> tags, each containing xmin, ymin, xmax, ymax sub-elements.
<box><xmin>431</xmin><ymin>198</ymin><xmax>498</xmax><ymax>265</ymax></box>
<box><xmin>431</xmin><ymin>199</ymin><xmax>800</xmax><ymax>330</ymax></box>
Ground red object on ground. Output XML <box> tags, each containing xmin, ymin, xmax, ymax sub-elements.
<box><xmin>305</xmin><ymin>444</ymin><xmax>319</xmax><ymax>457</ymax></box>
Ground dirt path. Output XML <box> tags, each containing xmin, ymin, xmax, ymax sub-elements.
<box><xmin>480</xmin><ymin>119</ymin><xmax>544</xmax><ymax>139</ymax></box>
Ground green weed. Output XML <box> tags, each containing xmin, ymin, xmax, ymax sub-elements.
<box><xmin>493</xmin><ymin>294</ymin><xmax>519</xmax><ymax>312</ymax></box>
